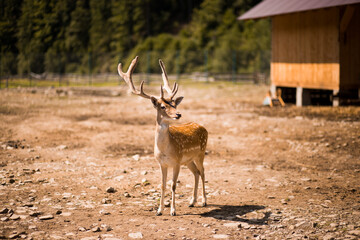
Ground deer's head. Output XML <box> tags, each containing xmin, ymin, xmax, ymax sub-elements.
<box><xmin>118</xmin><ymin>57</ymin><xmax>184</xmax><ymax>121</ymax></box>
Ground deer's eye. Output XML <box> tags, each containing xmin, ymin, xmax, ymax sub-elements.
<box><xmin>161</xmin><ymin>105</ymin><xmax>166</xmax><ymax>109</ymax></box>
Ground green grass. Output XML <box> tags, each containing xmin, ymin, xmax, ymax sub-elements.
<box><xmin>0</xmin><ymin>78</ymin><xmax>255</xmax><ymax>89</ymax></box>
<box><xmin>90</xmin><ymin>81</ymin><xmax>120</xmax><ymax>87</ymax></box>
<box><xmin>0</xmin><ymin>78</ymin><xmax>122</xmax><ymax>88</ymax></box>
<box><xmin>145</xmin><ymin>79</ymin><xmax>253</xmax><ymax>90</ymax></box>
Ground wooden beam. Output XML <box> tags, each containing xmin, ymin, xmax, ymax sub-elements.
<box><xmin>296</xmin><ymin>87</ymin><xmax>303</xmax><ymax>107</ymax></box>
<box><xmin>340</xmin><ymin>5</ymin><xmax>355</xmax><ymax>33</ymax></box>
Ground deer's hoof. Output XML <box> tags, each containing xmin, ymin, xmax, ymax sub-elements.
<box><xmin>201</xmin><ymin>202</ymin><xmax>207</xmax><ymax>207</ymax></box>
<box><xmin>188</xmin><ymin>204</ymin><xmax>194</xmax><ymax>208</ymax></box>
<box><xmin>170</xmin><ymin>211</ymin><xmax>176</xmax><ymax>216</ymax></box>
<box><xmin>156</xmin><ymin>212</ymin><xmax>162</xmax><ymax>216</ymax></box>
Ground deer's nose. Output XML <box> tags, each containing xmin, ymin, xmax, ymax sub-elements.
<box><xmin>176</xmin><ymin>113</ymin><xmax>182</xmax><ymax>119</ymax></box>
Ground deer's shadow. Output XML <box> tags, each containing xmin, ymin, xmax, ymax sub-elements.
<box><xmin>197</xmin><ymin>204</ymin><xmax>271</xmax><ymax>225</ymax></box>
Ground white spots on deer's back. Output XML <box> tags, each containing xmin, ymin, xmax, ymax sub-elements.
<box><xmin>169</xmin><ymin>122</ymin><xmax>208</xmax><ymax>153</ymax></box>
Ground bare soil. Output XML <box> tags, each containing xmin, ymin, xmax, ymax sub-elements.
<box><xmin>0</xmin><ymin>84</ymin><xmax>359</xmax><ymax>240</ymax></box>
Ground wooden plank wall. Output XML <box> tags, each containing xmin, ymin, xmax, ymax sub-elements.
<box><xmin>271</xmin><ymin>8</ymin><xmax>340</xmax><ymax>90</ymax></box>
<box><xmin>340</xmin><ymin>4</ymin><xmax>360</xmax><ymax>90</ymax></box>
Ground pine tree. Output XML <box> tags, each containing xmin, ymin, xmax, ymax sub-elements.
<box><xmin>111</xmin><ymin>0</ymin><xmax>146</xmax><ymax>54</ymax></box>
<box><xmin>66</xmin><ymin>0</ymin><xmax>90</xmax><ymax>53</ymax></box>
<box><xmin>89</xmin><ymin>0</ymin><xmax>113</xmax><ymax>72</ymax></box>
<box><xmin>0</xmin><ymin>0</ymin><xmax>23</xmax><ymax>74</ymax></box>
<box><xmin>44</xmin><ymin>0</ymin><xmax>75</xmax><ymax>73</ymax></box>
<box><xmin>17</xmin><ymin>0</ymin><xmax>50</xmax><ymax>74</ymax></box>
<box><xmin>65</xmin><ymin>0</ymin><xmax>91</xmax><ymax>72</ymax></box>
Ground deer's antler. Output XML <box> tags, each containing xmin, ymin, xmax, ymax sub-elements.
<box><xmin>118</xmin><ymin>56</ymin><xmax>151</xmax><ymax>99</ymax></box>
<box><xmin>159</xmin><ymin>59</ymin><xmax>178</xmax><ymax>100</ymax></box>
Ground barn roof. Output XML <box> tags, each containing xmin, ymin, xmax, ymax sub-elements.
<box><xmin>238</xmin><ymin>0</ymin><xmax>360</xmax><ymax>20</ymax></box>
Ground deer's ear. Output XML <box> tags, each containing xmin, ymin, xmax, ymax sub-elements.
<box><xmin>175</xmin><ymin>96</ymin><xmax>184</xmax><ymax>106</ymax></box>
<box><xmin>150</xmin><ymin>96</ymin><xmax>158</xmax><ymax>108</ymax></box>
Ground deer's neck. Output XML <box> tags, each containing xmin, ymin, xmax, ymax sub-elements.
<box><xmin>155</xmin><ymin>114</ymin><xmax>169</xmax><ymax>135</ymax></box>
<box><xmin>155</xmin><ymin>113</ymin><xmax>171</xmax><ymax>150</ymax></box>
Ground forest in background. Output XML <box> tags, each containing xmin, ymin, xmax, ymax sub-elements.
<box><xmin>0</xmin><ymin>0</ymin><xmax>270</xmax><ymax>76</ymax></box>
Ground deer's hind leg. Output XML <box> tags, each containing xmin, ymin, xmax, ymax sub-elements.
<box><xmin>187</xmin><ymin>161</ymin><xmax>200</xmax><ymax>207</ymax></box>
<box><xmin>194</xmin><ymin>154</ymin><xmax>207</xmax><ymax>207</ymax></box>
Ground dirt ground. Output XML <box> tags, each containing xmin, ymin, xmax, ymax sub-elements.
<box><xmin>0</xmin><ymin>83</ymin><xmax>359</xmax><ymax>240</ymax></box>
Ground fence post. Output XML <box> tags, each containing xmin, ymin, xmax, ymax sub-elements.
<box><xmin>176</xmin><ymin>50</ymin><xmax>180</xmax><ymax>80</ymax></box>
<box><xmin>28</xmin><ymin>58</ymin><xmax>32</xmax><ymax>87</ymax></box>
<box><xmin>58</xmin><ymin>53</ymin><xmax>61</xmax><ymax>87</ymax></box>
<box><xmin>204</xmin><ymin>50</ymin><xmax>208</xmax><ymax>82</ymax></box>
<box><xmin>146</xmin><ymin>51</ymin><xmax>150</xmax><ymax>84</ymax></box>
<box><xmin>0</xmin><ymin>50</ymin><xmax>2</xmax><ymax>89</ymax></box>
<box><xmin>88</xmin><ymin>52</ymin><xmax>92</xmax><ymax>86</ymax></box>
<box><xmin>119</xmin><ymin>56</ymin><xmax>122</xmax><ymax>86</ymax></box>
<box><xmin>232</xmin><ymin>51</ymin><xmax>237</xmax><ymax>83</ymax></box>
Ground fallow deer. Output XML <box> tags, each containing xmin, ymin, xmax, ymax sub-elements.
<box><xmin>118</xmin><ymin>56</ymin><xmax>208</xmax><ymax>216</ymax></box>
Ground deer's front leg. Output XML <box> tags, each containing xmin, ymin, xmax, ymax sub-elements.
<box><xmin>157</xmin><ymin>165</ymin><xmax>167</xmax><ymax>216</ymax></box>
<box><xmin>170</xmin><ymin>164</ymin><xmax>180</xmax><ymax>216</ymax></box>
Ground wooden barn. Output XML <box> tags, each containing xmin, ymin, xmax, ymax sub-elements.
<box><xmin>239</xmin><ymin>0</ymin><xmax>360</xmax><ymax>106</ymax></box>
